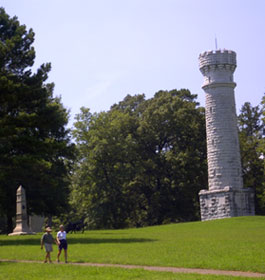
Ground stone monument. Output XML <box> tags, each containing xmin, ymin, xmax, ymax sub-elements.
<box><xmin>9</xmin><ymin>185</ymin><xmax>35</xmax><ymax>235</ymax></box>
<box><xmin>198</xmin><ymin>49</ymin><xmax>255</xmax><ymax>221</ymax></box>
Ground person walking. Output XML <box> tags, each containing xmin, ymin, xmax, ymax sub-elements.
<box><xmin>41</xmin><ymin>227</ymin><xmax>57</xmax><ymax>263</ymax></box>
<box><xmin>56</xmin><ymin>224</ymin><xmax>68</xmax><ymax>263</ymax></box>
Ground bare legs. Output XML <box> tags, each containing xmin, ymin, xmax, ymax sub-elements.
<box><xmin>57</xmin><ymin>249</ymin><xmax>67</xmax><ymax>263</ymax></box>
<box><xmin>44</xmin><ymin>252</ymin><xmax>52</xmax><ymax>263</ymax></box>
<box><xmin>64</xmin><ymin>249</ymin><xmax>68</xmax><ymax>263</ymax></box>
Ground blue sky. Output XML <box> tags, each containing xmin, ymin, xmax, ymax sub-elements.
<box><xmin>1</xmin><ymin>0</ymin><xmax>265</xmax><ymax>126</ymax></box>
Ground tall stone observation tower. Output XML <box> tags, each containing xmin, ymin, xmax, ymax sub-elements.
<box><xmin>198</xmin><ymin>49</ymin><xmax>255</xmax><ymax>221</ymax></box>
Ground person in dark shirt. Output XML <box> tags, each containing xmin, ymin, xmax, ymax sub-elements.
<box><xmin>41</xmin><ymin>227</ymin><xmax>57</xmax><ymax>263</ymax></box>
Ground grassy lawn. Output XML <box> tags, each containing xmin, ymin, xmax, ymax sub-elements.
<box><xmin>0</xmin><ymin>216</ymin><xmax>264</xmax><ymax>274</ymax></box>
<box><xmin>0</xmin><ymin>262</ymin><xmax>262</xmax><ymax>280</ymax></box>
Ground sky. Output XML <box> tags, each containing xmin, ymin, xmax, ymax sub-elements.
<box><xmin>1</xmin><ymin>0</ymin><xmax>265</xmax><ymax>127</ymax></box>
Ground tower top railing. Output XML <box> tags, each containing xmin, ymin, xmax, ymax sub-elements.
<box><xmin>199</xmin><ymin>49</ymin><xmax>236</xmax><ymax>70</ymax></box>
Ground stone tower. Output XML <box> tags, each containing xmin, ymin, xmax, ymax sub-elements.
<box><xmin>198</xmin><ymin>49</ymin><xmax>255</xmax><ymax>221</ymax></box>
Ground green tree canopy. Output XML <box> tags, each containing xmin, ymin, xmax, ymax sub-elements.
<box><xmin>238</xmin><ymin>97</ymin><xmax>265</xmax><ymax>214</ymax></box>
<box><xmin>0</xmin><ymin>8</ymin><xmax>75</xmax><ymax>232</ymax></box>
<box><xmin>72</xmin><ymin>89</ymin><xmax>207</xmax><ymax>229</ymax></box>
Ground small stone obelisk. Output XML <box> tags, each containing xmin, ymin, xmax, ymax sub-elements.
<box><xmin>9</xmin><ymin>185</ymin><xmax>35</xmax><ymax>235</ymax></box>
<box><xmin>198</xmin><ymin>49</ymin><xmax>255</xmax><ymax>221</ymax></box>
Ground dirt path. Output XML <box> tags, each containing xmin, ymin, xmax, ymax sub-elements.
<box><xmin>1</xmin><ymin>259</ymin><xmax>265</xmax><ymax>278</ymax></box>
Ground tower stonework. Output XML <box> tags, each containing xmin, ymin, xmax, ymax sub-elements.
<box><xmin>198</xmin><ymin>50</ymin><xmax>255</xmax><ymax>221</ymax></box>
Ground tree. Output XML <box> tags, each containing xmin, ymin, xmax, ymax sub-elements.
<box><xmin>0</xmin><ymin>8</ymin><xmax>75</xmax><ymax>232</ymax></box>
<box><xmin>72</xmin><ymin>89</ymin><xmax>207</xmax><ymax>229</ymax></box>
<box><xmin>238</xmin><ymin>99</ymin><xmax>265</xmax><ymax>214</ymax></box>
<box><xmin>132</xmin><ymin>90</ymin><xmax>207</xmax><ymax>224</ymax></box>
<box><xmin>71</xmin><ymin>107</ymin><xmax>141</xmax><ymax>228</ymax></box>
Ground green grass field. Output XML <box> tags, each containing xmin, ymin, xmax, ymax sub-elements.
<box><xmin>0</xmin><ymin>262</ymin><xmax>261</xmax><ymax>280</ymax></box>
<box><xmin>0</xmin><ymin>216</ymin><xmax>265</xmax><ymax>279</ymax></box>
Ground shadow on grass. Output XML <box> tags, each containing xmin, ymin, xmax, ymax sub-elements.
<box><xmin>0</xmin><ymin>238</ymin><xmax>40</xmax><ymax>246</ymax></box>
<box><xmin>0</xmin><ymin>237</ymin><xmax>156</xmax><ymax>246</ymax></box>
<box><xmin>67</xmin><ymin>237</ymin><xmax>157</xmax><ymax>244</ymax></box>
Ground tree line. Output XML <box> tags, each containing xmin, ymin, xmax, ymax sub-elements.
<box><xmin>0</xmin><ymin>8</ymin><xmax>264</xmax><ymax>232</ymax></box>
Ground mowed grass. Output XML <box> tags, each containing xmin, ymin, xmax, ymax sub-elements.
<box><xmin>0</xmin><ymin>262</ymin><xmax>262</xmax><ymax>280</ymax></box>
<box><xmin>0</xmin><ymin>216</ymin><xmax>265</xmax><ymax>273</ymax></box>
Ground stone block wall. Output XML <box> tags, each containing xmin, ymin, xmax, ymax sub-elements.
<box><xmin>199</xmin><ymin>187</ymin><xmax>255</xmax><ymax>221</ymax></box>
<box><xmin>29</xmin><ymin>215</ymin><xmax>45</xmax><ymax>233</ymax></box>
<box><xmin>199</xmin><ymin>50</ymin><xmax>236</xmax><ymax>69</ymax></box>
<box><xmin>205</xmin><ymin>86</ymin><xmax>243</xmax><ymax>191</ymax></box>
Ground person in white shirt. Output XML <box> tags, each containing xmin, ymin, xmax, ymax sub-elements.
<box><xmin>56</xmin><ymin>224</ymin><xmax>68</xmax><ymax>263</ymax></box>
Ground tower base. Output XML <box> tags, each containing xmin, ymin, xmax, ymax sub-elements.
<box><xmin>8</xmin><ymin>224</ymin><xmax>35</xmax><ymax>236</ymax></box>
<box><xmin>199</xmin><ymin>187</ymin><xmax>255</xmax><ymax>221</ymax></box>
<box><xmin>8</xmin><ymin>231</ymin><xmax>35</xmax><ymax>236</ymax></box>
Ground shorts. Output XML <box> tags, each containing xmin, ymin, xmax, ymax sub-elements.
<box><xmin>59</xmin><ymin>239</ymin><xmax>68</xmax><ymax>250</ymax></box>
<box><xmin>44</xmin><ymin>243</ymin><xmax>53</xmax><ymax>252</ymax></box>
